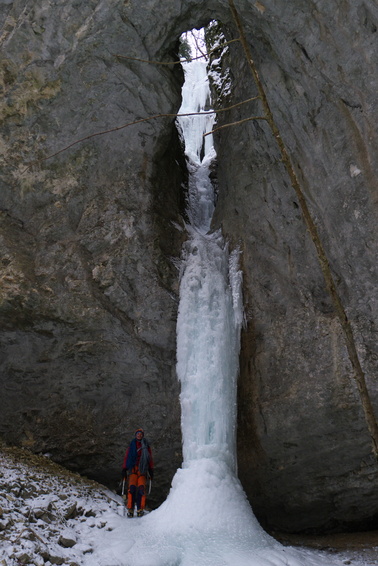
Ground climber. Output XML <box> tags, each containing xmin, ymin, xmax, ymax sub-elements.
<box><xmin>122</xmin><ymin>428</ymin><xmax>154</xmax><ymax>518</ymax></box>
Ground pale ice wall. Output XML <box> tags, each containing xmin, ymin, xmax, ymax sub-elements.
<box><xmin>176</xmin><ymin>57</ymin><xmax>242</xmax><ymax>470</ymax></box>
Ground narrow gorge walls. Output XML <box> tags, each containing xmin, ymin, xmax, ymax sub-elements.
<box><xmin>209</xmin><ymin>1</ymin><xmax>378</xmax><ymax>533</ymax></box>
<box><xmin>0</xmin><ymin>0</ymin><xmax>187</xmax><ymax>502</ymax></box>
<box><xmin>1</xmin><ymin>0</ymin><xmax>378</xmax><ymax>532</ymax></box>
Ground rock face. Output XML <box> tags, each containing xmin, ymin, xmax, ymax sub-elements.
<box><xmin>0</xmin><ymin>0</ymin><xmax>187</xmax><ymax>505</ymax></box>
<box><xmin>1</xmin><ymin>0</ymin><xmax>378</xmax><ymax>532</ymax></box>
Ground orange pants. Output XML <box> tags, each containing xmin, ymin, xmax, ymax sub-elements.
<box><xmin>127</xmin><ymin>467</ymin><xmax>147</xmax><ymax>510</ymax></box>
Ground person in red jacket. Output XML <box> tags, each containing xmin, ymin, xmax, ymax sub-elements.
<box><xmin>122</xmin><ymin>428</ymin><xmax>154</xmax><ymax>517</ymax></box>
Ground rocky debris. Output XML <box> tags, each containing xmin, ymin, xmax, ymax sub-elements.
<box><xmin>58</xmin><ymin>530</ymin><xmax>77</xmax><ymax>548</ymax></box>
<box><xmin>0</xmin><ymin>444</ymin><xmax>124</xmax><ymax>566</ymax></box>
<box><xmin>1</xmin><ymin>442</ymin><xmax>378</xmax><ymax>566</ymax></box>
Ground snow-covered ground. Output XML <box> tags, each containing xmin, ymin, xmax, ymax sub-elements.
<box><xmin>1</xmin><ymin>444</ymin><xmax>377</xmax><ymax>566</ymax></box>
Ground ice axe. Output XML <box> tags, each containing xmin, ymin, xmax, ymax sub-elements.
<box><xmin>148</xmin><ymin>475</ymin><xmax>152</xmax><ymax>496</ymax></box>
<box><xmin>121</xmin><ymin>478</ymin><xmax>127</xmax><ymax>516</ymax></box>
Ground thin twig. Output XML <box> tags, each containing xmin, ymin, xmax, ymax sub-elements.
<box><xmin>114</xmin><ymin>54</ymin><xmax>185</xmax><ymax>66</ymax></box>
<box><xmin>28</xmin><ymin>528</ymin><xmax>47</xmax><ymax>545</ymax></box>
<box><xmin>22</xmin><ymin>112</ymin><xmax>206</xmax><ymax>169</ymax></box>
<box><xmin>23</xmin><ymin>98</ymin><xmax>260</xmax><ymax>170</ymax></box>
<box><xmin>192</xmin><ymin>32</ymin><xmax>208</xmax><ymax>61</ymax></box>
<box><xmin>204</xmin><ymin>116</ymin><xmax>266</xmax><ymax>136</ymax></box>
<box><xmin>113</xmin><ymin>39</ymin><xmax>241</xmax><ymax>67</ymax></box>
<box><xmin>213</xmin><ymin>96</ymin><xmax>260</xmax><ymax>111</ymax></box>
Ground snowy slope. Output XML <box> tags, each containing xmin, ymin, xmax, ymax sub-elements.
<box><xmin>0</xmin><ymin>444</ymin><xmax>376</xmax><ymax>566</ymax></box>
<box><xmin>0</xmin><ymin>443</ymin><xmax>127</xmax><ymax>565</ymax></box>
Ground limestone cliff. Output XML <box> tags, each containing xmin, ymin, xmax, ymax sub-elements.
<box><xmin>0</xmin><ymin>0</ymin><xmax>186</xmax><ymax>506</ymax></box>
<box><xmin>1</xmin><ymin>0</ymin><xmax>378</xmax><ymax>532</ymax></box>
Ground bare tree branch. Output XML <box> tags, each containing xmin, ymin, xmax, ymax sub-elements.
<box><xmin>192</xmin><ymin>31</ymin><xmax>208</xmax><ymax>61</ymax></box>
<box><xmin>22</xmin><ymin>97</ymin><xmax>260</xmax><ymax>170</ymax></box>
<box><xmin>204</xmin><ymin>116</ymin><xmax>266</xmax><ymax>136</ymax></box>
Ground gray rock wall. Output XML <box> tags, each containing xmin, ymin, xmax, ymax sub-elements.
<box><xmin>1</xmin><ymin>0</ymin><xmax>378</xmax><ymax>532</ymax></box>
<box><xmin>210</xmin><ymin>1</ymin><xmax>378</xmax><ymax>533</ymax></box>
<box><xmin>0</xmin><ymin>0</ymin><xmax>186</xmax><ymax>503</ymax></box>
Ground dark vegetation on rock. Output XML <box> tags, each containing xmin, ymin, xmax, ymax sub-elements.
<box><xmin>1</xmin><ymin>0</ymin><xmax>378</xmax><ymax>533</ymax></box>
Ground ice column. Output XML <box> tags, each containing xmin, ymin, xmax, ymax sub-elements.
<box><xmin>176</xmin><ymin>55</ymin><xmax>243</xmax><ymax>471</ymax></box>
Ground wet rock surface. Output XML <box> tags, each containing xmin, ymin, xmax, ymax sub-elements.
<box><xmin>1</xmin><ymin>0</ymin><xmax>378</xmax><ymax>532</ymax></box>
<box><xmin>274</xmin><ymin>529</ymin><xmax>378</xmax><ymax>564</ymax></box>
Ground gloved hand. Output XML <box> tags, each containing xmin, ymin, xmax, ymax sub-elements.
<box><xmin>121</xmin><ymin>468</ymin><xmax>127</xmax><ymax>478</ymax></box>
<box><xmin>149</xmin><ymin>469</ymin><xmax>154</xmax><ymax>480</ymax></box>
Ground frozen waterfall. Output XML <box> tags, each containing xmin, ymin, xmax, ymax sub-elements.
<box><xmin>113</xmin><ymin>31</ymin><xmax>348</xmax><ymax>566</ymax></box>
<box><xmin>176</xmin><ymin>57</ymin><xmax>243</xmax><ymax>471</ymax></box>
